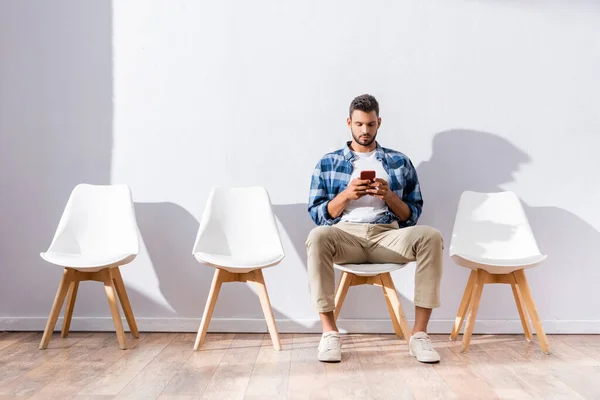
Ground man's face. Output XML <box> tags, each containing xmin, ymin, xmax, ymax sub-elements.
<box><xmin>347</xmin><ymin>110</ymin><xmax>381</xmax><ymax>147</ymax></box>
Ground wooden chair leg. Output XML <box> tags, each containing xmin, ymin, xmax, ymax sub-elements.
<box><xmin>380</xmin><ymin>273</ymin><xmax>412</xmax><ymax>343</ymax></box>
<box><xmin>194</xmin><ymin>268</ymin><xmax>225</xmax><ymax>351</ymax></box>
<box><xmin>382</xmin><ymin>280</ymin><xmax>404</xmax><ymax>340</ymax></box>
<box><xmin>450</xmin><ymin>270</ymin><xmax>476</xmax><ymax>341</ymax></box>
<box><xmin>61</xmin><ymin>271</ymin><xmax>80</xmax><ymax>338</ymax></box>
<box><xmin>461</xmin><ymin>269</ymin><xmax>485</xmax><ymax>353</ymax></box>
<box><xmin>513</xmin><ymin>269</ymin><xmax>550</xmax><ymax>354</ymax></box>
<box><xmin>510</xmin><ymin>274</ymin><xmax>532</xmax><ymax>342</ymax></box>
<box><xmin>103</xmin><ymin>269</ymin><xmax>127</xmax><ymax>350</ymax></box>
<box><xmin>333</xmin><ymin>271</ymin><xmax>353</xmax><ymax>321</ymax></box>
<box><xmin>112</xmin><ymin>267</ymin><xmax>140</xmax><ymax>338</ymax></box>
<box><xmin>250</xmin><ymin>269</ymin><xmax>281</xmax><ymax>351</ymax></box>
<box><xmin>40</xmin><ymin>268</ymin><xmax>73</xmax><ymax>349</ymax></box>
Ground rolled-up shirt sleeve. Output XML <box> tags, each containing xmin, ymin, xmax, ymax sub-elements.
<box><xmin>308</xmin><ymin>162</ymin><xmax>340</xmax><ymax>226</ymax></box>
<box><xmin>401</xmin><ymin>160</ymin><xmax>423</xmax><ymax>227</ymax></box>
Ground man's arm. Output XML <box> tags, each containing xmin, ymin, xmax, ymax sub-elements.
<box><xmin>400</xmin><ymin>159</ymin><xmax>423</xmax><ymax>225</ymax></box>
<box><xmin>383</xmin><ymin>191</ymin><xmax>412</xmax><ymax>221</ymax></box>
<box><xmin>308</xmin><ymin>162</ymin><xmax>338</xmax><ymax>225</ymax></box>
<box><xmin>368</xmin><ymin>159</ymin><xmax>423</xmax><ymax>226</ymax></box>
<box><xmin>326</xmin><ymin>192</ymin><xmax>350</xmax><ymax>219</ymax></box>
<box><xmin>368</xmin><ymin>179</ymin><xmax>412</xmax><ymax>221</ymax></box>
<box><xmin>308</xmin><ymin>161</ymin><xmax>372</xmax><ymax>225</ymax></box>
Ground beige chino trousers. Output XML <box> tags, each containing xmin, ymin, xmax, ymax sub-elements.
<box><xmin>305</xmin><ymin>221</ymin><xmax>443</xmax><ymax>313</ymax></box>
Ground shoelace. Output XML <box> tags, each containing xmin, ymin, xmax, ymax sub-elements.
<box><xmin>414</xmin><ymin>336</ymin><xmax>434</xmax><ymax>352</ymax></box>
<box><xmin>323</xmin><ymin>335</ymin><xmax>340</xmax><ymax>350</ymax></box>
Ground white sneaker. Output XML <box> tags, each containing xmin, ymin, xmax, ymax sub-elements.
<box><xmin>409</xmin><ymin>332</ymin><xmax>440</xmax><ymax>363</ymax></box>
<box><xmin>318</xmin><ymin>331</ymin><xmax>341</xmax><ymax>362</ymax></box>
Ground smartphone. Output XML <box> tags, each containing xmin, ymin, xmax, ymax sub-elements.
<box><xmin>360</xmin><ymin>170</ymin><xmax>376</xmax><ymax>181</ymax></box>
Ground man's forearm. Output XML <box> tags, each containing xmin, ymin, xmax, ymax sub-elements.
<box><xmin>386</xmin><ymin>193</ymin><xmax>412</xmax><ymax>221</ymax></box>
<box><xmin>326</xmin><ymin>192</ymin><xmax>350</xmax><ymax>219</ymax></box>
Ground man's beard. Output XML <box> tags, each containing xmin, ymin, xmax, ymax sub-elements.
<box><xmin>352</xmin><ymin>130</ymin><xmax>377</xmax><ymax>147</ymax></box>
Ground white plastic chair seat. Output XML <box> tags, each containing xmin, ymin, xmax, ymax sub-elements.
<box><xmin>40</xmin><ymin>252</ymin><xmax>137</xmax><ymax>272</ymax></box>
<box><xmin>194</xmin><ymin>252</ymin><xmax>285</xmax><ymax>273</ymax></box>
<box><xmin>451</xmin><ymin>253</ymin><xmax>547</xmax><ymax>274</ymax></box>
<box><xmin>334</xmin><ymin>263</ymin><xmax>405</xmax><ymax>277</ymax></box>
<box><xmin>40</xmin><ymin>184</ymin><xmax>140</xmax><ymax>270</ymax></box>
<box><xmin>449</xmin><ymin>191</ymin><xmax>547</xmax><ymax>274</ymax></box>
<box><xmin>192</xmin><ymin>186</ymin><xmax>285</xmax><ymax>274</ymax></box>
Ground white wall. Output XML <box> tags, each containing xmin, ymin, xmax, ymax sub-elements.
<box><xmin>2</xmin><ymin>0</ymin><xmax>599</xmax><ymax>334</ymax></box>
<box><xmin>0</xmin><ymin>1</ymin><xmax>114</xmax><ymax>323</ymax></box>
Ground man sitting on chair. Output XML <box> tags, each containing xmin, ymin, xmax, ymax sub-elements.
<box><xmin>306</xmin><ymin>94</ymin><xmax>443</xmax><ymax>363</ymax></box>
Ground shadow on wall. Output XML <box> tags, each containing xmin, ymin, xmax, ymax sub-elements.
<box><xmin>133</xmin><ymin>201</ymin><xmax>309</xmax><ymax>330</ymax></box>
<box><xmin>272</xmin><ymin>204</ymin><xmax>314</xmax><ymax>268</ymax></box>
<box><xmin>417</xmin><ymin>129</ymin><xmax>600</xmax><ymax>320</ymax></box>
<box><xmin>0</xmin><ymin>2</ymin><xmax>114</xmax><ymax>316</ymax></box>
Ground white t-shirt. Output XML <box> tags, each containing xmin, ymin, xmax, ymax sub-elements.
<box><xmin>340</xmin><ymin>150</ymin><xmax>390</xmax><ymax>223</ymax></box>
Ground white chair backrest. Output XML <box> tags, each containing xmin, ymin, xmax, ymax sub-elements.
<box><xmin>192</xmin><ymin>186</ymin><xmax>284</xmax><ymax>259</ymax></box>
<box><xmin>449</xmin><ymin>191</ymin><xmax>543</xmax><ymax>262</ymax></box>
<box><xmin>46</xmin><ymin>184</ymin><xmax>139</xmax><ymax>256</ymax></box>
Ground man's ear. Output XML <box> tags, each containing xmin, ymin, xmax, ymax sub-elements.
<box><xmin>347</xmin><ymin>117</ymin><xmax>352</xmax><ymax>127</ymax></box>
<box><xmin>378</xmin><ymin>117</ymin><xmax>382</xmax><ymax>128</ymax></box>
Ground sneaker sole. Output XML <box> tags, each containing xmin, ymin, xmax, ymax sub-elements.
<box><xmin>409</xmin><ymin>350</ymin><xmax>440</xmax><ymax>363</ymax></box>
<box><xmin>318</xmin><ymin>355</ymin><xmax>342</xmax><ymax>363</ymax></box>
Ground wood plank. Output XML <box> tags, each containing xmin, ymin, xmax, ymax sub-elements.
<box><xmin>431</xmin><ymin>337</ymin><xmax>498</xmax><ymax>400</ymax></box>
<box><xmin>28</xmin><ymin>361</ymin><xmax>111</xmax><ymax>400</ymax></box>
<box><xmin>324</xmin><ymin>334</ymin><xmax>372</xmax><ymax>399</ymax></box>
<box><xmin>554</xmin><ymin>334</ymin><xmax>600</xmax><ymax>347</ymax></box>
<box><xmin>287</xmin><ymin>333</ymin><xmax>329</xmax><ymax>400</ymax></box>
<box><xmin>160</xmin><ymin>333</ymin><xmax>234</xmax><ymax>397</ymax></box>
<box><xmin>25</xmin><ymin>334</ymin><xmax>135</xmax><ymax>399</ymax></box>
<box><xmin>0</xmin><ymin>332</ymin><xmax>62</xmax><ymax>363</ymax></box>
<box><xmin>78</xmin><ymin>333</ymin><xmax>176</xmax><ymax>396</ymax></box>
<box><xmin>200</xmin><ymin>333</ymin><xmax>263</xmax><ymax>399</ymax></box>
<box><xmin>551</xmin><ymin>335</ymin><xmax>600</xmax><ymax>364</ymax></box>
<box><xmin>115</xmin><ymin>334</ymin><xmax>194</xmax><ymax>399</ymax></box>
<box><xmin>484</xmin><ymin>346</ymin><xmax>584</xmax><ymax>399</ymax></box>
<box><xmin>535</xmin><ymin>336</ymin><xmax>600</xmax><ymax>399</ymax></box>
<box><xmin>456</xmin><ymin>349</ymin><xmax>538</xmax><ymax>399</ymax></box>
<box><xmin>244</xmin><ymin>333</ymin><xmax>292</xmax><ymax>398</ymax></box>
<box><xmin>0</xmin><ymin>332</ymin><xmax>35</xmax><ymax>352</ymax></box>
<box><xmin>0</xmin><ymin>332</ymin><xmax>92</xmax><ymax>396</ymax></box>
<box><xmin>353</xmin><ymin>334</ymin><xmax>413</xmax><ymax>399</ymax></box>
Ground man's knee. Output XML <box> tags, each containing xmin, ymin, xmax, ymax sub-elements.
<box><xmin>306</xmin><ymin>225</ymin><xmax>336</xmax><ymax>248</ymax></box>
<box><xmin>418</xmin><ymin>226</ymin><xmax>444</xmax><ymax>248</ymax></box>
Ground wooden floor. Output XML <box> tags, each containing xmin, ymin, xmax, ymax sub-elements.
<box><xmin>0</xmin><ymin>332</ymin><xmax>599</xmax><ymax>399</ymax></box>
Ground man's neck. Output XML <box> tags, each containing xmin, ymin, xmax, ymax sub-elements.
<box><xmin>349</xmin><ymin>141</ymin><xmax>377</xmax><ymax>153</ymax></box>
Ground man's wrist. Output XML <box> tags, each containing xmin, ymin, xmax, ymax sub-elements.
<box><xmin>384</xmin><ymin>190</ymin><xmax>398</xmax><ymax>204</ymax></box>
<box><xmin>339</xmin><ymin>189</ymin><xmax>350</xmax><ymax>204</ymax></box>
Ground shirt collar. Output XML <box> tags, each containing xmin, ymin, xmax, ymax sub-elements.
<box><xmin>343</xmin><ymin>141</ymin><xmax>385</xmax><ymax>161</ymax></box>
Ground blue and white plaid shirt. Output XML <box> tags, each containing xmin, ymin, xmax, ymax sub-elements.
<box><xmin>308</xmin><ymin>141</ymin><xmax>423</xmax><ymax>227</ymax></box>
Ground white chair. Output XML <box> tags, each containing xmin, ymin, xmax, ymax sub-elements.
<box><xmin>39</xmin><ymin>184</ymin><xmax>140</xmax><ymax>350</ymax></box>
<box><xmin>333</xmin><ymin>263</ymin><xmax>412</xmax><ymax>342</ymax></box>
<box><xmin>192</xmin><ymin>186</ymin><xmax>285</xmax><ymax>351</ymax></box>
<box><xmin>449</xmin><ymin>190</ymin><xmax>550</xmax><ymax>353</ymax></box>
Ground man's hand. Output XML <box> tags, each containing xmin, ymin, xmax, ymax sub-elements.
<box><xmin>342</xmin><ymin>178</ymin><xmax>372</xmax><ymax>201</ymax></box>
<box><xmin>366</xmin><ymin>178</ymin><xmax>393</xmax><ymax>202</ymax></box>
<box><xmin>326</xmin><ymin>178</ymin><xmax>370</xmax><ymax>218</ymax></box>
